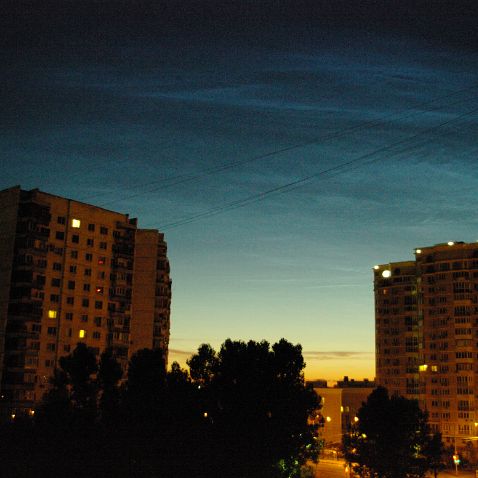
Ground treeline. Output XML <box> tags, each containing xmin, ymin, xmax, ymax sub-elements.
<box><xmin>0</xmin><ymin>339</ymin><xmax>320</xmax><ymax>478</ymax></box>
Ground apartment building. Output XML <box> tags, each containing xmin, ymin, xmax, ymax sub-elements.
<box><xmin>0</xmin><ymin>186</ymin><xmax>171</xmax><ymax>414</ymax></box>
<box><xmin>375</xmin><ymin>242</ymin><xmax>478</xmax><ymax>450</ymax></box>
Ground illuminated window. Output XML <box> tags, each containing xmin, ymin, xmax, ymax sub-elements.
<box><xmin>79</xmin><ymin>330</ymin><xmax>86</xmax><ymax>338</ymax></box>
<box><xmin>71</xmin><ymin>219</ymin><xmax>81</xmax><ymax>228</ymax></box>
<box><xmin>419</xmin><ymin>364</ymin><xmax>428</xmax><ymax>372</ymax></box>
<box><xmin>48</xmin><ymin>310</ymin><xmax>57</xmax><ymax>319</ymax></box>
<box><xmin>96</xmin><ymin>286</ymin><xmax>104</xmax><ymax>294</ymax></box>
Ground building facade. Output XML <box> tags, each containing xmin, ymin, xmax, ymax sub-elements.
<box><xmin>314</xmin><ymin>380</ymin><xmax>374</xmax><ymax>449</ymax></box>
<box><xmin>375</xmin><ymin>242</ymin><xmax>478</xmax><ymax>450</ymax></box>
<box><xmin>0</xmin><ymin>186</ymin><xmax>171</xmax><ymax>414</ymax></box>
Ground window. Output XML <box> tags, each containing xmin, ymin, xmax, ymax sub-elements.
<box><xmin>92</xmin><ymin>331</ymin><xmax>101</xmax><ymax>340</ymax></box>
<box><xmin>84</xmin><ymin>268</ymin><xmax>92</xmax><ymax>276</ymax></box>
<box><xmin>67</xmin><ymin>328</ymin><xmax>72</xmax><ymax>337</ymax></box>
<box><xmin>85</xmin><ymin>253</ymin><xmax>93</xmax><ymax>261</ymax></box>
<box><xmin>97</xmin><ymin>271</ymin><xmax>105</xmax><ymax>280</ymax></box>
<box><xmin>55</xmin><ymin>231</ymin><xmax>65</xmax><ymax>240</ymax></box>
<box><xmin>48</xmin><ymin>310</ymin><xmax>57</xmax><ymax>319</ymax></box>
<box><xmin>98</xmin><ymin>257</ymin><xmax>106</xmax><ymax>265</ymax></box>
<box><xmin>87</xmin><ymin>238</ymin><xmax>94</xmax><ymax>246</ymax></box>
<box><xmin>95</xmin><ymin>301</ymin><xmax>103</xmax><ymax>310</ymax></box>
<box><xmin>32</xmin><ymin>324</ymin><xmax>41</xmax><ymax>333</ymax></box>
<box><xmin>64</xmin><ymin>344</ymin><xmax>71</xmax><ymax>352</ymax></box>
<box><xmin>57</xmin><ymin>216</ymin><xmax>66</xmax><ymax>225</ymax></box>
<box><xmin>79</xmin><ymin>330</ymin><xmax>86</xmax><ymax>339</ymax></box>
<box><xmin>70</xmin><ymin>265</ymin><xmax>77</xmax><ymax>273</ymax></box>
<box><xmin>81</xmin><ymin>314</ymin><xmax>88</xmax><ymax>323</ymax></box>
<box><xmin>83</xmin><ymin>283</ymin><xmax>91</xmax><ymax>292</ymax></box>
<box><xmin>88</xmin><ymin>223</ymin><xmax>95</xmax><ymax>232</ymax></box>
<box><xmin>100</xmin><ymin>226</ymin><xmax>108</xmax><ymax>235</ymax></box>
<box><xmin>65</xmin><ymin>312</ymin><xmax>73</xmax><ymax>321</ymax></box>
<box><xmin>53</xmin><ymin>262</ymin><xmax>62</xmax><ymax>271</ymax></box>
<box><xmin>94</xmin><ymin>317</ymin><xmax>102</xmax><ymax>327</ymax></box>
<box><xmin>71</xmin><ymin>219</ymin><xmax>81</xmax><ymax>228</ymax></box>
<box><xmin>50</xmin><ymin>294</ymin><xmax>60</xmax><ymax>302</ymax></box>
<box><xmin>45</xmin><ymin>359</ymin><xmax>54</xmax><ymax>367</ymax></box>
<box><xmin>71</xmin><ymin>250</ymin><xmax>78</xmax><ymax>259</ymax></box>
<box><xmin>99</xmin><ymin>242</ymin><xmax>107</xmax><ymax>250</ymax></box>
<box><xmin>47</xmin><ymin>327</ymin><xmax>57</xmax><ymax>335</ymax></box>
<box><xmin>72</xmin><ymin>234</ymin><xmax>79</xmax><ymax>243</ymax></box>
<box><xmin>46</xmin><ymin>343</ymin><xmax>56</xmax><ymax>351</ymax></box>
<box><xmin>82</xmin><ymin>298</ymin><xmax>89</xmax><ymax>307</ymax></box>
<box><xmin>95</xmin><ymin>286</ymin><xmax>104</xmax><ymax>294</ymax></box>
<box><xmin>68</xmin><ymin>280</ymin><xmax>75</xmax><ymax>290</ymax></box>
<box><xmin>51</xmin><ymin>278</ymin><xmax>61</xmax><ymax>287</ymax></box>
<box><xmin>66</xmin><ymin>297</ymin><xmax>74</xmax><ymax>305</ymax></box>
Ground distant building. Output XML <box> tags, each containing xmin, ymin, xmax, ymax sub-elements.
<box><xmin>0</xmin><ymin>186</ymin><xmax>171</xmax><ymax>415</ymax></box>
<box><xmin>314</xmin><ymin>378</ymin><xmax>374</xmax><ymax>446</ymax></box>
<box><xmin>375</xmin><ymin>242</ymin><xmax>478</xmax><ymax>450</ymax></box>
<box><xmin>307</xmin><ymin>379</ymin><xmax>328</xmax><ymax>388</ymax></box>
<box><xmin>337</xmin><ymin>376</ymin><xmax>376</xmax><ymax>388</ymax></box>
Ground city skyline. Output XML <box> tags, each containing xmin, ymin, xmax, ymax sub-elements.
<box><xmin>2</xmin><ymin>1</ymin><xmax>478</xmax><ymax>380</ymax></box>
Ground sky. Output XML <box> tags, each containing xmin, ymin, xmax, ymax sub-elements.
<box><xmin>2</xmin><ymin>1</ymin><xmax>478</xmax><ymax>380</ymax></box>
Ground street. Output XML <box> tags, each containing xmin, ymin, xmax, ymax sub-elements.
<box><xmin>311</xmin><ymin>459</ymin><xmax>478</xmax><ymax>478</ymax></box>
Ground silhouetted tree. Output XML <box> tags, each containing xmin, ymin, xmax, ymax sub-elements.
<box><xmin>344</xmin><ymin>387</ymin><xmax>437</xmax><ymax>478</ymax></box>
<box><xmin>97</xmin><ymin>348</ymin><xmax>123</xmax><ymax>423</ymax></box>
<box><xmin>425</xmin><ymin>432</ymin><xmax>446</xmax><ymax>478</ymax></box>
<box><xmin>187</xmin><ymin>338</ymin><xmax>320</xmax><ymax>478</ymax></box>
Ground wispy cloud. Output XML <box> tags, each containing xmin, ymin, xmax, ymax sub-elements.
<box><xmin>169</xmin><ymin>348</ymin><xmax>194</xmax><ymax>357</ymax></box>
<box><xmin>303</xmin><ymin>351</ymin><xmax>373</xmax><ymax>360</ymax></box>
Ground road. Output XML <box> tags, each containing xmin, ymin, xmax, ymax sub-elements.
<box><xmin>311</xmin><ymin>459</ymin><xmax>478</xmax><ymax>478</ymax></box>
<box><xmin>312</xmin><ymin>458</ymin><xmax>347</xmax><ymax>478</ymax></box>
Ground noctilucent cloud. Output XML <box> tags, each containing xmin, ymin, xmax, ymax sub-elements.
<box><xmin>2</xmin><ymin>2</ymin><xmax>478</xmax><ymax>380</ymax></box>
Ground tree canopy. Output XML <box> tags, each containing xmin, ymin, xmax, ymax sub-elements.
<box><xmin>344</xmin><ymin>387</ymin><xmax>442</xmax><ymax>478</ymax></box>
<box><xmin>187</xmin><ymin>338</ymin><xmax>320</xmax><ymax>478</ymax></box>
<box><xmin>0</xmin><ymin>339</ymin><xmax>319</xmax><ymax>478</ymax></box>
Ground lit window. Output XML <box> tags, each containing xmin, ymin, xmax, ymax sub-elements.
<box><xmin>48</xmin><ymin>310</ymin><xmax>57</xmax><ymax>319</ymax></box>
<box><xmin>419</xmin><ymin>364</ymin><xmax>428</xmax><ymax>372</ymax></box>
<box><xmin>79</xmin><ymin>330</ymin><xmax>86</xmax><ymax>338</ymax></box>
<box><xmin>71</xmin><ymin>219</ymin><xmax>81</xmax><ymax>228</ymax></box>
<box><xmin>382</xmin><ymin>270</ymin><xmax>392</xmax><ymax>278</ymax></box>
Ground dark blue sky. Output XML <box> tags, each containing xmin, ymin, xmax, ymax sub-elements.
<box><xmin>2</xmin><ymin>1</ymin><xmax>478</xmax><ymax>379</ymax></box>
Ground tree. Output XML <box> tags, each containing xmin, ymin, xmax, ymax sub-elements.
<box><xmin>187</xmin><ymin>338</ymin><xmax>320</xmax><ymax>478</ymax></box>
<box><xmin>424</xmin><ymin>432</ymin><xmax>446</xmax><ymax>478</ymax></box>
<box><xmin>97</xmin><ymin>348</ymin><xmax>123</xmax><ymax>423</ymax></box>
<box><xmin>344</xmin><ymin>387</ymin><xmax>440</xmax><ymax>478</ymax></box>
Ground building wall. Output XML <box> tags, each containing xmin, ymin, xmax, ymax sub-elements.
<box><xmin>0</xmin><ymin>187</ymin><xmax>171</xmax><ymax>413</ymax></box>
<box><xmin>0</xmin><ymin>187</ymin><xmax>21</xmax><ymax>388</ymax></box>
<box><xmin>375</xmin><ymin>261</ymin><xmax>419</xmax><ymax>398</ymax></box>
<box><xmin>375</xmin><ymin>242</ymin><xmax>478</xmax><ymax>449</ymax></box>
<box><xmin>316</xmin><ymin>387</ymin><xmax>374</xmax><ymax>445</ymax></box>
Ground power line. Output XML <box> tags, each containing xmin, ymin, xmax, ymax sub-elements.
<box><xmin>94</xmin><ymin>84</ymin><xmax>478</xmax><ymax>207</ymax></box>
<box><xmin>157</xmin><ymin>106</ymin><xmax>478</xmax><ymax>230</ymax></box>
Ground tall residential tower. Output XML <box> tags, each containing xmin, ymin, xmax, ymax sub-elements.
<box><xmin>375</xmin><ymin>242</ymin><xmax>478</xmax><ymax>450</ymax></box>
<box><xmin>0</xmin><ymin>186</ymin><xmax>171</xmax><ymax>414</ymax></box>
